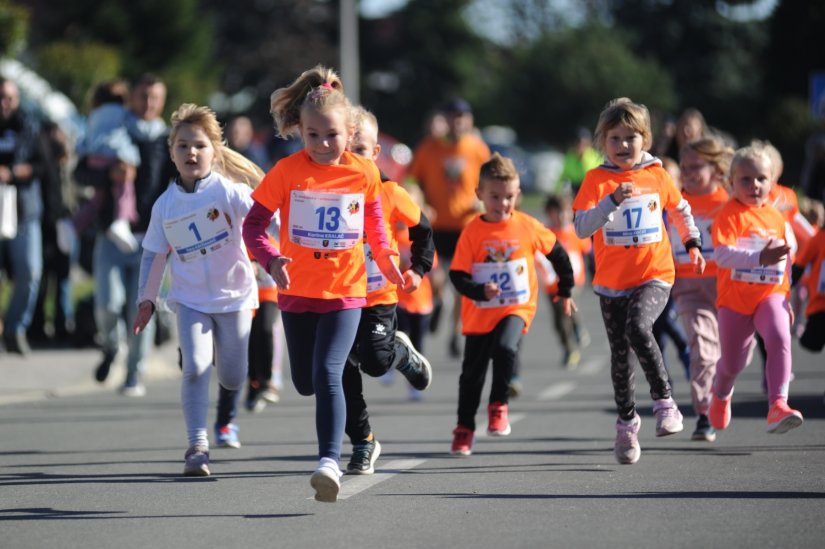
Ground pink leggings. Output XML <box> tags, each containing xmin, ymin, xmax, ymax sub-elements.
<box><xmin>715</xmin><ymin>293</ymin><xmax>792</xmax><ymax>405</ymax></box>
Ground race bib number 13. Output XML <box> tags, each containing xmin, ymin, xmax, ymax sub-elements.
<box><xmin>289</xmin><ymin>190</ymin><xmax>364</xmax><ymax>250</ymax></box>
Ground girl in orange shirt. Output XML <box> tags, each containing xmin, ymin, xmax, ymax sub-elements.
<box><xmin>572</xmin><ymin>98</ymin><xmax>705</xmax><ymax>465</ymax></box>
<box><xmin>710</xmin><ymin>143</ymin><xmax>803</xmax><ymax>435</ymax></box>
<box><xmin>241</xmin><ymin>66</ymin><xmax>403</xmax><ymax>502</ymax></box>
<box><xmin>670</xmin><ymin>136</ymin><xmax>733</xmax><ymax>442</ymax></box>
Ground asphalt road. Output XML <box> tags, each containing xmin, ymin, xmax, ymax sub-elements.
<box><xmin>2</xmin><ymin>289</ymin><xmax>824</xmax><ymax>549</ymax></box>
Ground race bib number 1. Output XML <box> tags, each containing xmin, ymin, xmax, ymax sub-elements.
<box><xmin>163</xmin><ymin>203</ymin><xmax>232</xmax><ymax>262</ymax></box>
<box><xmin>364</xmin><ymin>243</ymin><xmax>387</xmax><ymax>293</ymax></box>
<box><xmin>731</xmin><ymin>237</ymin><xmax>786</xmax><ymax>284</ymax></box>
<box><xmin>471</xmin><ymin>258</ymin><xmax>530</xmax><ymax>308</ymax></box>
<box><xmin>289</xmin><ymin>190</ymin><xmax>364</xmax><ymax>250</ymax></box>
<box><xmin>603</xmin><ymin>192</ymin><xmax>662</xmax><ymax>246</ymax></box>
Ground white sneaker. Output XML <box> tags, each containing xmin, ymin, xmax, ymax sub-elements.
<box><xmin>106</xmin><ymin>219</ymin><xmax>139</xmax><ymax>254</ymax></box>
<box><xmin>310</xmin><ymin>459</ymin><xmax>342</xmax><ymax>503</ymax></box>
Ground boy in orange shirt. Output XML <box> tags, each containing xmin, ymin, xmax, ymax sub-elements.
<box><xmin>449</xmin><ymin>153</ymin><xmax>575</xmax><ymax>456</ymax></box>
<box><xmin>342</xmin><ymin>108</ymin><xmax>435</xmax><ymax>475</ymax></box>
<box><xmin>710</xmin><ymin>142</ymin><xmax>802</xmax><ymax>434</ymax></box>
<box><xmin>792</xmin><ymin>224</ymin><xmax>825</xmax><ymax>352</ymax></box>
<box><xmin>572</xmin><ymin>98</ymin><xmax>705</xmax><ymax>465</ymax></box>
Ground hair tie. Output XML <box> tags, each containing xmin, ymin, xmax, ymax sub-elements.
<box><xmin>321</xmin><ymin>82</ymin><xmax>334</xmax><ymax>90</ymax></box>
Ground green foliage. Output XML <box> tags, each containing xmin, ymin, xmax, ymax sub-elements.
<box><xmin>0</xmin><ymin>0</ymin><xmax>28</xmax><ymax>58</ymax></box>
<box><xmin>34</xmin><ymin>41</ymin><xmax>121</xmax><ymax>109</ymax></box>
<box><xmin>493</xmin><ymin>24</ymin><xmax>675</xmax><ymax>147</ymax></box>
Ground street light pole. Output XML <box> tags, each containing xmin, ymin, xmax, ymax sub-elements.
<box><xmin>340</xmin><ymin>0</ymin><xmax>360</xmax><ymax>104</ymax></box>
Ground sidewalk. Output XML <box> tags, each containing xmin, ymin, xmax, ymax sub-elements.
<box><xmin>0</xmin><ymin>340</ymin><xmax>181</xmax><ymax>406</ymax></box>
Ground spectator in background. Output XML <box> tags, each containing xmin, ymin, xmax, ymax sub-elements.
<box><xmin>226</xmin><ymin>115</ymin><xmax>270</xmax><ymax>170</ymax></box>
<box><xmin>554</xmin><ymin>127</ymin><xmax>602</xmax><ymax>196</ymax></box>
<box><xmin>0</xmin><ymin>77</ymin><xmax>46</xmax><ymax>355</ymax></box>
<box><xmin>408</xmin><ymin>98</ymin><xmax>491</xmax><ymax>358</ymax></box>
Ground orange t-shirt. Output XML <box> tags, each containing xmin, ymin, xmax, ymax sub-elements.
<box><xmin>251</xmin><ymin>150</ymin><xmax>381</xmax><ymax>300</ymax></box>
<box><xmin>770</xmin><ymin>184</ymin><xmax>814</xmax><ymax>253</ymax></box>
<box><xmin>365</xmin><ymin>180</ymin><xmax>421</xmax><ymax>307</ymax></box>
<box><xmin>670</xmin><ymin>185</ymin><xmax>729</xmax><ymax>279</ymax></box>
<box><xmin>572</xmin><ymin>164</ymin><xmax>683</xmax><ymax>293</ymax></box>
<box><xmin>794</xmin><ymin>229</ymin><xmax>825</xmax><ymax>316</ymax></box>
<box><xmin>409</xmin><ymin>134</ymin><xmax>490</xmax><ymax>231</ymax></box>
<box><xmin>535</xmin><ymin>223</ymin><xmax>591</xmax><ymax>294</ymax></box>
<box><xmin>712</xmin><ymin>199</ymin><xmax>790</xmax><ymax>315</ymax></box>
<box><xmin>451</xmin><ymin>211</ymin><xmax>557</xmax><ymax>335</ymax></box>
<box><xmin>397</xmin><ymin>234</ymin><xmax>438</xmax><ymax>315</ymax></box>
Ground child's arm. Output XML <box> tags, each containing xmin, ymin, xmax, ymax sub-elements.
<box><xmin>243</xmin><ymin>200</ymin><xmax>290</xmax><ymax>288</ymax></box>
<box><xmin>364</xmin><ymin>197</ymin><xmax>404</xmax><ymax>285</ymax></box>
<box><xmin>404</xmin><ymin>211</ymin><xmax>435</xmax><ymax>292</ymax></box>
<box><xmin>545</xmin><ymin>242</ymin><xmax>578</xmax><ymax>316</ymax></box>
<box><xmin>668</xmin><ymin>198</ymin><xmax>704</xmax><ymax>273</ymax></box>
<box><xmin>133</xmin><ymin>249</ymin><xmax>168</xmax><ymax>334</ymax></box>
<box><xmin>449</xmin><ymin>270</ymin><xmax>493</xmax><ymax>301</ymax></box>
<box><xmin>573</xmin><ymin>186</ymin><xmax>629</xmax><ymax>238</ymax></box>
<box><xmin>715</xmin><ymin>238</ymin><xmax>790</xmax><ymax>269</ymax></box>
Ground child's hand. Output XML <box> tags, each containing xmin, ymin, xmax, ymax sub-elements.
<box><xmin>268</xmin><ymin>255</ymin><xmax>293</xmax><ymax>290</ymax></box>
<box><xmin>612</xmin><ymin>182</ymin><xmax>634</xmax><ymax>204</ymax></box>
<box><xmin>787</xmin><ymin>299</ymin><xmax>795</xmax><ymax>327</ymax></box>
<box><xmin>553</xmin><ymin>295</ymin><xmax>578</xmax><ymax>317</ymax></box>
<box><xmin>401</xmin><ymin>269</ymin><xmax>422</xmax><ymax>293</ymax></box>
<box><xmin>689</xmin><ymin>247</ymin><xmax>706</xmax><ymax>274</ymax></box>
<box><xmin>758</xmin><ymin>238</ymin><xmax>791</xmax><ymax>266</ymax></box>
<box><xmin>375</xmin><ymin>248</ymin><xmax>404</xmax><ymax>286</ymax></box>
<box><xmin>483</xmin><ymin>282</ymin><xmax>501</xmax><ymax>300</ymax></box>
<box><xmin>133</xmin><ymin>301</ymin><xmax>154</xmax><ymax>335</ymax></box>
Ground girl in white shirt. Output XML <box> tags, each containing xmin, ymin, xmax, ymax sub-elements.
<box><xmin>133</xmin><ymin>103</ymin><xmax>264</xmax><ymax>476</ymax></box>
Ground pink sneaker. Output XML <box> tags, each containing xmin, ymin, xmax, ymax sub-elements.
<box><xmin>766</xmin><ymin>399</ymin><xmax>803</xmax><ymax>434</ymax></box>
<box><xmin>451</xmin><ymin>425</ymin><xmax>474</xmax><ymax>456</ymax></box>
<box><xmin>614</xmin><ymin>414</ymin><xmax>641</xmax><ymax>464</ymax></box>
<box><xmin>709</xmin><ymin>393</ymin><xmax>732</xmax><ymax>430</ymax></box>
<box><xmin>653</xmin><ymin>398</ymin><xmax>684</xmax><ymax>437</ymax></box>
<box><xmin>487</xmin><ymin>402</ymin><xmax>511</xmax><ymax>436</ymax></box>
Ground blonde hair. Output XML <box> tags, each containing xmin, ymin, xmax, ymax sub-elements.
<box><xmin>682</xmin><ymin>136</ymin><xmax>734</xmax><ymax>183</ymax></box>
<box><xmin>353</xmin><ymin>106</ymin><xmax>379</xmax><ymax>141</ymax></box>
<box><xmin>729</xmin><ymin>141</ymin><xmax>773</xmax><ymax>183</ymax></box>
<box><xmin>593</xmin><ymin>97</ymin><xmax>652</xmax><ymax>154</ymax></box>
<box><xmin>270</xmin><ymin>65</ymin><xmax>352</xmax><ymax>139</ymax></box>
<box><xmin>479</xmin><ymin>152</ymin><xmax>519</xmax><ymax>184</ymax></box>
<box><xmin>756</xmin><ymin>139</ymin><xmax>784</xmax><ymax>182</ymax></box>
<box><xmin>169</xmin><ymin>103</ymin><xmax>264</xmax><ymax>188</ymax></box>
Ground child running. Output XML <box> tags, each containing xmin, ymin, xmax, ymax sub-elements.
<box><xmin>242</xmin><ymin>66</ymin><xmax>404</xmax><ymax>502</ymax></box>
<box><xmin>342</xmin><ymin>107</ymin><xmax>435</xmax><ymax>475</ymax></box>
<box><xmin>710</xmin><ymin>142</ymin><xmax>803</xmax><ymax>434</ymax></box>
<box><xmin>670</xmin><ymin>136</ymin><xmax>733</xmax><ymax>442</ymax></box>
<box><xmin>792</xmin><ymin>211</ymin><xmax>825</xmax><ymax>353</ymax></box>
<box><xmin>572</xmin><ymin>98</ymin><xmax>705</xmax><ymax>465</ymax></box>
<box><xmin>449</xmin><ymin>152</ymin><xmax>575</xmax><ymax>456</ymax></box>
<box><xmin>133</xmin><ymin>103</ymin><xmax>264</xmax><ymax>476</ymax></box>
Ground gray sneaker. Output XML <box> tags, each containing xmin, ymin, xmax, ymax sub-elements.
<box><xmin>395</xmin><ymin>330</ymin><xmax>432</xmax><ymax>390</ymax></box>
<box><xmin>614</xmin><ymin>414</ymin><xmax>641</xmax><ymax>465</ymax></box>
<box><xmin>183</xmin><ymin>445</ymin><xmax>210</xmax><ymax>477</ymax></box>
<box><xmin>346</xmin><ymin>439</ymin><xmax>382</xmax><ymax>475</ymax></box>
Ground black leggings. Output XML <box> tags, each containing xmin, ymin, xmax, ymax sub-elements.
<box><xmin>599</xmin><ymin>285</ymin><xmax>672</xmax><ymax>420</ymax></box>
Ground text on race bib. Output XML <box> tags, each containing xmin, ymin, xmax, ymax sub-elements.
<box><xmin>289</xmin><ymin>190</ymin><xmax>364</xmax><ymax>250</ymax></box>
<box><xmin>471</xmin><ymin>257</ymin><xmax>530</xmax><ymax>309</ymax></box>
<box><xmin>163</xmin><ymin>203</ymin><xmax>232</xmax><ymax>262</ymax></box>
<box><xmin>603</xmin><ymin>192</ymin><xmax>662</xmax><ymax>246</ymax></box>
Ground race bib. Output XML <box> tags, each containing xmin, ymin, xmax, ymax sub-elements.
<box><xmin>471</xmin><ymin>257</ymin><xmax>530</xmax><ymax>308</ymax></box>
<box><xmin>364</xmin><ymin>243</ymin><xmax>387</xmax><ymax>293</ymax></box>
<box><xmin>163</xmin><ymin>203</ymin><xmax>232</xmax><ymax>262</ymax></box>
<box><xmin>672</xmin><ymin>216</ymin><xmax>713</xmax><ymax>264</ymax></box>
<box><xmin>289</xmin><ymin>190</ymin><xmax>364</xmax><ymax>250</ymax></box>
<box><xmin>603</xmin><ymin>192</ymin><xmax>662</xmax><ymax>246</ymax></box>
<box><xmin>731</xmin><ymin>237</ymin><xmax>786</xmax><ymax>284</ymax></box>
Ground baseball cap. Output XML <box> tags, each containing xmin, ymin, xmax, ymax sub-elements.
<box><xmin>443</xmin><ymin>98</ymin><xmax>472</xmax><ymax>114</ymax></box>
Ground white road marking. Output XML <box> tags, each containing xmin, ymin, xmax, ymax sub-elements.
<box><xmin>537</xmin><ymin>381</ymin><xmax>577</xmax><ymax>401</ymax></box>
<box><xmin>336</xmin><ymin>459</ymin><xmax>427</xmax><ymax>500</ymax></box>
<box><xmin>578</xmin><ymin>356</ymin><xmax>608</xmax><ymax>375</ymax></box>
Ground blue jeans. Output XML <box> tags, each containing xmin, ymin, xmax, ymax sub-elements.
<box><xmin>1</xmin><ymin>218</ymin><xmax>42</xmax><ymax>336</ymax></box>
<box><xmin>282</xmin><ymin>307</ymin><xmax>361</xmax><ymax>462</ymax></box>
<box><xmin>93</xmin><ymin>234</ymin><xmax>154</xmax><ymax>387</ymax></box>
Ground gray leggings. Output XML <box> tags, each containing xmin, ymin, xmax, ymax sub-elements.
<box><xmin>176</xmin><ymin>304</ymin><xmax>251</xmax><ymax>448</ymax></box>
<box><xmin>599</xmin><ymin>285</ymin><xmax>672</xmax><ymax>420</ymax></box>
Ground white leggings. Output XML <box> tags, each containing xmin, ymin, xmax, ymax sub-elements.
<box><xmin>176</xmin><ymin>304</ymin><xmax>251</xmax><ymax>448</ymax></box>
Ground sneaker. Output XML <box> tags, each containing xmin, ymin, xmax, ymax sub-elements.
<box><xmin>214</xmin><ymin>423</ymin><xmax>241</xmax><ymax>449</ymax></box>
<box><xmin>346</xmin><ymin>439</ymin><xmax>381</xmax><ymax>475</ymax></box>
<box><xmin>709</xmin><ymin>393</ymin><xmax>732</xmax><ymax>430</ymax></box>
<box><xmin>691</xmin><ymin>414</ymin><xmax>717</xmax><ymax>442</ymax></box>
<box><xmin>487</xmin><ymin>402</ymin><xmax>511</xmax><ymax>436</ymax></box>
<box><xmin>614</xmin><ymin>414</ymin><xmax>641</xmax><ymax>465</ymax></box>
<box><xmin>183</xmin><ymin>445</ymin><xmax>210</xmax><ymax>476</ymax></box>
<box><xmin>106</xmin><ymin>219</ymin><xmax>139</xmax><ymax>254</ymax></box>
<box><xmin>259</xmin><ymin>383</ymin><xmax>280</xmax><ymax>404</ymax></box>
<box><xmin>94</xmin><ymin>350</ymin><xmax>117</xmax><ymax>383</ymax></box>
<box><xmin>653</xmin><ymin>398</ymin><xmax>684</xmax><ymax>437</ymax></box>
<box><xmin>310</xmin><ymin>459</ymin><xmax>342</xmax><ymax>503</ymax></box>
<box><xmin>507</xmin><ymin>376</ymin><xmax>523</xmax><ymax>399</ymax></box>
<box><xmin>766</xmin><ymin>399</ymin><xmax>803</xmax><ymax>434</ymax></box>
<box><xmin>451</xmin><ymin>425</ymin><xmax>474</xmax><ymax>456</ymax></box>
<box><xmin>563</xmin><ymin>349</ymin><xmax>581</xmax><ymax>370</ymax></box>
<box><xmin>245</xmin><ymin>396</ymin><xmax>267</xmax><ymax>413</ymax></box>
<box><xmin>119</xmin><ymin>383</ymin><xmax>146</xmax><ymax>398</ymax></box>
<box><xmin>395</xmin><ymin>330</ymin><xmax>432</xmax><ymax>390</ymax></box>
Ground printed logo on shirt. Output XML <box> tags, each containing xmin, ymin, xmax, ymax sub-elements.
<box><xmin>483</xmin><ymin>239</ymin><xmax>520</xmax><ymax>263</ymax></box>
<box><xmin>372</xmin><ymin>323</ymin><xmax>387</xmax><ymax>336</ymax></box>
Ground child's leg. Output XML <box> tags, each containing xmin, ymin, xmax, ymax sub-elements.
<box><xmin>248</xmin><ymin>301</ymin><xmax>277</xmax><ymax>389</ymax></box>
<box><xmin>457</xmin><ymin>333</ymin><xmax>493</xmax><ymax>430</ymax></box>
<box><xmin>549</xmin><ymin>294</ymin><xmax>575</xmax><ymax>354</ymax></box>
<box><xmin>799</xmin><ymin>311</ymin><xmax>825</xmax><ymax>352</ymax></box>
<box><xmin>344</xmin><ymin>310</ymin><xmax>373</xmax><ymax>444</ymax></box>
<box><xmin>216</xmin><ymin>385</ymin><xmax>240</xmax><ymax>427</ymax></box>
<box><xmin>357</xmin><ymin>304</ymin><xmax>405</xmax><ymax>377</ymax></box>
<box><xmin>715</xmin><ymin>307</ymin><xmax>756</xmax><ymax>398</ymax></box>
<box><xmin>753</xmin><ymin>294</ymin><xmax>793</xmax><ymax>405</ymax></box>
<box><xmin>625</xmin><ymin>285</ymin><xmax>673</xmax><ymax>401</ymax></box>
<box><xmin>489</xmin><ymin>316</ymin><xmax>526</xmax><ymax>405</ymax></box>
<box><xmin>213</xmin><ymin>309</ymin><xmax>252</xmax><ymax>392</ymax></box>
<box><xmin>273</xmin><ymin>310</ymin><xmax>284</xmax><ymax>387</ymax></box>
<box><xmin>599</xmin><ymin>295</ymin><xmax>635</xmax><ymax>420</ymax></box>
<box><xmin>177</xmin><ymin>305</ymin><xmax>217</xmax><ymax>448</ymax></box>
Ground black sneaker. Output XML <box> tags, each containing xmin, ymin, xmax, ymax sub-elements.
<box><xmin>691</xmin><ymin>414</ymin><xmax>717</xmax><ymax>442</ymax></box>
<box><xmin>395</xmin><ymin>331</ymin><xmax>432</xmax><ymax>390</ymax></box>
<box><xmin>346</xmin><ymin>439</ymin><xmax>381</xmax><ymax>475</ymax></box>
<box><xmin>94</xmin><ymin>350</ymin><xmax>117</xmax><ymax>383</ymax></box>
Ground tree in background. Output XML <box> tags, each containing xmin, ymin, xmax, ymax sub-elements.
<box><xmin>0</xmin><ymin>0</ymin><xmax>28</xmax><ymax>59</ymax></box>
